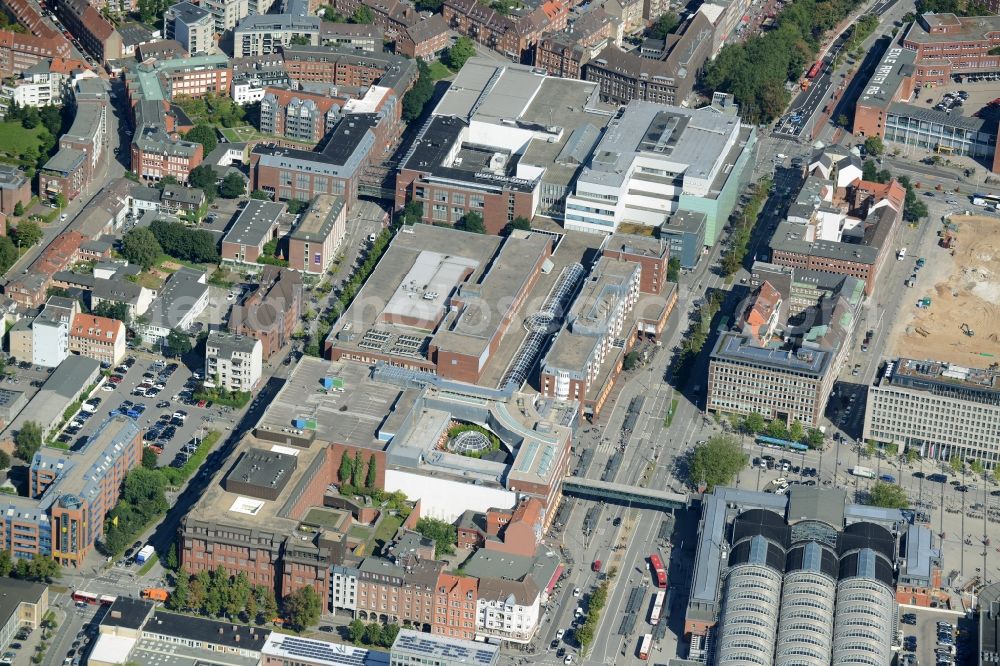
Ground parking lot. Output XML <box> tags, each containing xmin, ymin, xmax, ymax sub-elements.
<box><xmin>899</xmin><ymin>607</ymin><xmax>969</xmax><ymax>666</ymax></box>
<box><xmin>59</xmin><ymin>354</ymin><xmax>234</xmax><ymax>471</ymax></box>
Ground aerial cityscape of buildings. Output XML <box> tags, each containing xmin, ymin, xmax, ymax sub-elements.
<box><xmin>0</xmin><ymin>0</ymin><xmax>997</xmax><ymax>664</ymax></box>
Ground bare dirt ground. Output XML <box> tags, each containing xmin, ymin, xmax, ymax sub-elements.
<box><xmin>891</xmin><ymin>215</ymin><xmax>1000</xmax><ymax>366</ymax></box>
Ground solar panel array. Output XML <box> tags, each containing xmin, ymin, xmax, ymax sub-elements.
<box><xmin>394</xmin><ymin>632</ymin><xmax>496</xmax><ymax>665</ymax></box>
<box><xmin>272</xmin><ymin>636</ymin><xmax>367</xmax><ymax>666</ymax></box>
<box><xmin>359</xmin><ymin>328</ymin><xmax>393</xmax><ymax>351</ymax></box>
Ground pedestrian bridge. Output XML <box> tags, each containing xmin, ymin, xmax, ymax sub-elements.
<box><xmin>562</xmin><ymin>478</ymin><xmax>689</xmax><ymax>511</ymax></box>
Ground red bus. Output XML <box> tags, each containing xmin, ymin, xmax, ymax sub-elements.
<box><xmin>649</xmin><ymin>553</ymin><xmax>667</xmax><ymax>589</ymax></box>
<box><xmin>806</xmin><ymin>61</ymin><xmax>823</xmax><ymax>79</ymax></box>
<box><xmin>72</xmin><ymin>591</ymin><xmax>99</xmax><ymax>604</ymax></box>
<box><xmin>99</xmin><ymin>594</ymin><xmax>117</xmax><ymax>606</ymax></box>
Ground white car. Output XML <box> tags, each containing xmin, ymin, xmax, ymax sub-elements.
<box><xmin>555</xmin><ymin>629</ymin><xmax>565</xmax><ymax>640</ymax></box>
<box><xmin>563</xmin><ymin>655</ymin><xmax>573</xmax><ymax>665</ymax></box>
<box><xmin>101</xmin><ymin>384</ymin><xmax>115</xmax><ymax>392</ymax></box>
<box><xmin>572</xmin><ymin>587</ymin><xmax>581</xmax><ymax>597</ymax></box>
<box><xmin>60</xmin><ymin>213</ymin><xmax>67</xmax><ymax>221</ymax></box>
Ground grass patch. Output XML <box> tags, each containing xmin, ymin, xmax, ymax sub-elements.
<box><xmin>137</xmin><ymin>553</ymin><xmax>158</xmax><ymax>576</ymax></box>
<box><xmin>427</xmin><ymin>61</ymin><xmax>452</xmax><ymax>81</ymax></box>
<box><xmin>617</xmin><ymin>222</ymin><xmax>656</xmax><ymax>237</ymax></box>
<box><xmin>664</xmin><ymin>397</ymin><xmax>678</xmax><ymax>427</ymax></box>
<box><xmin>134</xmin><ymin>271</ymin><xmax>165</xmax><ymax>290</ymax></box>
<box><xmin>372</xmin><ymin>513</ymin><xmax>403</xmax><ymax>553</ymax></box>
<box><xmin>158</xmin><ymin>430</ymin><xmax>221</xmax><ymax>488</ymax></box>
<box><xmin>0</xmin><ymin>122</ymin><xmax>49</xmax><ymax>157</ymax></box>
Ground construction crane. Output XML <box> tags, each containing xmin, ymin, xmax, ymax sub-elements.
<box><xmin>962</xmin><ymin>323</ymin><xmax>975</xmax><ymax>337</ymax></box>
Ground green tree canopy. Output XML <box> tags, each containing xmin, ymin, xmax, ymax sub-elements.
<box><xmin>416</xmin><ymin>517</ymin><xmax>457</xmax><ymax>557</ymax></box>
<box><xmin>93</xmin><ymin>301</ymin><xmax>131</xmax><ymax>325</ymax></box>
<box><xmin>220</xmin><ymin>172</ymin><xmax>246</xmax><ymax>199</ymax></box>
<box><xmin>687</xmin><ymin>436</ymin><xmax>747</xmax><ymax>490</ymax></box>
<box><xmin>149</xmin><ymin>219</ymin><xmax>220</xmax><ymax>263</ymax></box>
<box><xmin>14</xmin><ymin>421</ymin><xmax>42</xmax><ymax>461</ymax></box>
<box><xmin>402</xmin><ymin>59</ymin><xmax>434</xmax><ymax>122</ymax></box>
<box><xmin>365</xmin><ymin>453</ymin><xmax>377</xmax><ymax>488</ymax></box>
<box><xmin>141</xmin><ymin>447</ymin><xmax>158</xmax><ymax>469</ymax></box>
<box><xmin>457</xmin><ymin>211</ymin><xmax>485</xmax><ymax>234</ymax></box>
<box><xmin>649</xmin><ymin>11</ymin><xmax>679</xmax><ymax>38</ymax></box>
<box><xmin>165</xmin><ymin>329</ymin><xmax>192</xmax><ymax>358</ymax></box>
<box><xmin>251</xmin><ymin>189</ymin><xmax>272</xmax><ymax>200</ymax></box>
<box><xmin>10</xmin><ymin>220</ymin><xmax>42</xmax><ymax>248</ymax></box>
<box><xmin>863</xmin><ymin>136</ymin><xmax>884</xmax><ymax>157</ymax></box>
<box><xmin>445</xmin><ymin>37</ymin><xmax>476</xmax><ymax>70</ymax></box>
<box><xmin>350</xmin><ymin>5</ymin><xmax>374</xmax><ymax>22</ymax></box>
<box><xmin>283</xmin><ymin>585</ymin><xmax>321</xmax><ymax>631</ymax></box>
<box><xmin>867</xmin><ymin>482</ymin><xmax>909</xmax><ymax>509</ymax></box>
<box><xmin>187</xmin><ymin>165</ymin><xmax>218</xmax><ymax>202</ymax></box>
<box><xmin>185</xmin><ymin>125</ymin><xmax>217</xmax><ymax>156</ymax></box>
<box><xmin>121</xmin><ymin>227</ymin><xmax>163</xmax><ymax>270</ymax></box>
<box><xmin>950</xmin><ymin>455</ymin><xmax>963</xmax><ymax>474</ymax></box>
<box><xmin>667</xmin><ymin>256</ymin><xmax>680</xmax><ymax>282</ymax></box>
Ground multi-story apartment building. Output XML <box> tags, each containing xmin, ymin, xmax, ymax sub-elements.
<box><xmin>25</xmin><ymin>296</ymin><xmax>77</xmax><ymax>368</ymax></box>
<box><xmin>442</xmin><ymin>0</ymin><xmax>568</xmax><ymax>62</ymax></box>
<box><xmin>68</xmin><ymin>313</ymin><xmax>126</xmax><ymax>366</ymax></box>
<box><xmin>52</xmin><ymin>0</ymin><xmax>123</xmax><ymax>62</ymax></box>
<box><xmin>234</xmin><ymin>15</ymin><xmax>320</xmax><ymax>57</ymax></box>
<box><xmin>230</xmin><ymin>55</ymin><xmax>289</xmax><ymax>103</ymax></box>
<box><xmin>327</xmin><ymin>0</ymin><xmax>420</xmax><ymax>41</ymax></box>
<box><xmin>229</xmin><ymin>266</ymin><xmax>302</xmax><ymax>361</ymax></box>
<box><xmin>0</xmin><ymin>0</ymin><xmax>73</xmax><ymax>77</ymax></box>
<box><xmin>287</xmin><ymin>194</ymin><xmax>346</xmax><ymax>275</ymax></box>
<box><xmin>136</xmin><ymin>268</ymin><xmax>209</xmax><ymax>345</ymax></box>
<box><xmin>202</xmin><ymin>0</ymin><xmax>248</xmax><ymax>32</ymax></box>
<box><xmin>864</xmin><ymin>358</ymin><xmax>1000</xmax><ymax>468</ymax></box>
<box><xmin>320</xmin><ymin>23</ymin><xmax>381</xmax><ymax>51</ymax></box>
<box><xmin>563</xmin><ymin>96</ymin><xmax>755</xmax><ymax>243</ymax></box>
<box><xmin>125</xmin><ymin>55</ymin><xmax>232</xmax><ymax>104</ymax></box>
<box><xmin>707</xmin><ymin>262</ymin><xmax>864</xmax><ymax>427</ymax></box>
<box><xmin>250</xmin><ymin>114</ymin><xmax>379</xmax><ymax>207</ymax></box>
<box><xmin>3</xmin><ymin>231</ymin><xmax>86</xmax><ymax>307</ymax></box>
<box><xmin>259</xmin><ymin>87</ymin><xmax>343</xmax><ymax>145</ymax></box>
<box><xmin>205</xmin><ymin>331</ymin><xmax>263</xmax><ymax>393</ymax></box>
<box><xmin>279</xmin><ymin>45</ymin><xmax>416</xmax><ymax>94</ymax></box>
<box><xmin>131</xmin><ymin>126</ymin><xmax>203</xmax><ymax>183</ymax></box>
<box><xmin>396</xmin><ymin>15</ymin><xmax>449</xmax><ymax>60</ymax></box>
<box><xmin>0</xmin><ymin>416</ymin><xmax>141</xmax><ymax>566</ymax></box>
<box><xmin>2</xmin><ymin>57</ymin><xmax>79</xmax><ymax>111</ymax></box>
<box><xmin>534</xmin><ymin>10</ymin><xmax>620</xmax><ymax>79</ymax></box>
<box><xmin>40</xmin><ymin>79</ymin><xmax>110</xmax><ymax>203</ymax></box>
<box><xmin>583</xmin><ymin>10</ymin><xmax>713</xmax><ymax>106</ymax></box>
<box><xmin>163</xmin><ymin>2</ymin><xmax>215</xmax><ymax>56</ymax></box>
<box><xmin>433</xmin><ymin>574</ymin><xmax>477</xmax><ymax>640</ymax></box>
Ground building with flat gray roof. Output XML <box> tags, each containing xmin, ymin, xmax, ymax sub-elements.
<box><xmin>262</xmin><ymin>634</ymin><xmax>389</xmax><ymax>666</ymax></box>
<box><xmin>136</xmin><ymin>267</ymin><xmax>208</xmax><ymax>344</ymax></box>
<box><xmin>391</xmin><ymin>630</ymin><xmax>497</xmax><ymax>666</ymax></box>
<box><xmin>659</xmin><ymin>209</ymin><xmax>706</xmax><ymax>268</ymax></box>
<box><xmin>221</xmin><ymin>200</ymin><xmax>287</xmax><ymax>266</ymax></box>
<box><xmin>0</xmin><ymin>579</ymin><xmax>48</xmax><ymax>652</ymax></box>
<box><xmin>564</xmin><ymin>95</ymin><xmax>756</xmax><ymax>243</ymax></box>
<box><xmin>327</xmin><ymin>223</ymin><xmax>553</xmax><ymax>386</ymax></box>
<box><xmin>1</xmin><ymin>355</ymin><xmax>100</xmax><ymax>439</ymax></box>
<box><xmin>234</xmin><ymin>14</ymin><xmax>321</xmax><ymax>57</ymax></box>
<box><xmin>396</xmin><ymin>58</ymin><xmax>615</xmax><ymax>233</ymax></box>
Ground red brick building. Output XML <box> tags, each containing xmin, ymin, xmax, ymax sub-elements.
<box><xmin>0</xmin><ymin>0</ymin><xmax>73</xmax><ymax>76</ymax></box>
<box><xmin>442</xmin><ymin>0</ymin><xmax>568</xmax><ymax>62</ymax></box>
<box><xmin>433</xmin><ymin>574</ymin><xmax>478</xmax><ymax>640</ymax></box>
<box><xmin>229</xmin><ymin>266</ymin><xmax>303</xmax><ymax>361</ymax></box>
<box><xmin>130</xmin><ymin>126</ymin><xmax>204</xmax><ymax>183</ymax></box>
<box><xmin>457</xmin><ymin>498</ymin><xmax>546</xmax><ymax>558</ymax></box>
<box><xmin>397</xmin><ymin>15</ymin><xmax>450</xmax><ymax>60</ymax></box>
<box><xmin>4</xmin><ymin>230</ymin><xmax>86</xmax><ymax>307</ymax></box>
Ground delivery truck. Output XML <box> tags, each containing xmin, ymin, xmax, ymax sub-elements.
<box><xmin>850</xmin><ymin>466</ymin><xmax>877</xmax><ymax>479</ymax></box>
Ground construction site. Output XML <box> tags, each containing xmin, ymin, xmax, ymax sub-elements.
<box><xmin>892</xmin><ymin>214</ymin><xmax>1000</xmax><ymax>366</ymax></box>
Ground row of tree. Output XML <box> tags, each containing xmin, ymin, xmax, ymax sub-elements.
<box><xmin>338</xmin><ymin>451</ymin><xmax>377</xmax><ymax>490</ymax></box>
<box><xmin>101</xmin><ymin>468</ymin><xmax>169</xmax><ymax>555</ymax></box>
<box><xmin>0</xmin><ymin>550</ymin><xmax>61</xmax><ymax>582</ymax></box>
<box><xmin>170</xmin><ymin>566</ymin><xmax>280</xmax><ymax>624</ymax></box>
<box><xmin>346</xmin><ymin>619</ymin><xmax>400</xmax><ymax>648</ymax></box>
<box><xmin>403</xmin><ymin>60</ymin><xmax>436</xmax><ymax>122</ymax></box>
<box><xmin>701</xmin><ymin>0</ymin><xmax>867</xmax><ymax>122</ymax></box>
<box><xmin>720</xmin><ymin>178</ymin><xmax>772</xmax><ymax>276</ymax></box>
<box><xmin>738</xmin><ymin>413</ymin><xmax>825</xmax><ymax>449</ymax></box>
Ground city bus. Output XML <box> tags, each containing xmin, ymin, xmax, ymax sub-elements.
<box><xmin>972</xmin><ymin>193</ymin><xmax>1000</xmax><ymax>208</ymax></box>
<box><xmin>755</xmin><ymin>435</ymin><xmax>809</xmax><ymax>452</ymax></box>
<box><xmin>71</xmin><ymin>590</ymin><xmax>99</xmax><ymax>605</ymax></box>
<box><xmin>649</xmin><ymin>590</ymin><xmax>666</xmax><ymax>626</ymax></box>
<box><xmin>806</xmin><ymin>61</ymin><xmax>823</xmax><ymax>79</ymax></box>
<box><xmin>639</xmin><ymin>633</ymin><xmax>653</xmax><ymax>660</ymax></box>
<box><xmin>649</xmin><ymin>553</ymin><xmax>667</xmax><ymax>589</ymax></box>
<box><xmin>99</xmin><ymin>594</ymin><xmax>117</xmax><ymax>606</ymax></box>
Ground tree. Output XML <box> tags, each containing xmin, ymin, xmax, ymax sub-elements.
<box><xmin>649</xmin><ymin>11</ymin><xmax>679</xmax><ymax>38</ymax></box>
<box><xmin>219</xmin><ymin>172</ymin><xmax>246</xmax><ymax>199</ymax></box>
<box><xmin>994</xmin><ymin>464</ymin><xmax>1000</xmax><ymax>485</ymax></box>
<box><xmin>148</xmin><ymin>220</ymin><xmax>219</xmax><ymax>263</ymax></box>
<box><xmin>788</xmin><ymin>420</ymin><xmax>805</xmax><ymax>443</ymax></box>
<box><xmin>365</xmin><ymin>453</ymin><xmax>376</xmax><ymax>488</ymax></box>
<box><xmin>742</xmin><ymin>412</ymin><xmax>765</xmax><ymax>435</ymax></box>
<box><xmin>155</xmin><ymin>175</ymin><xmax>179</xmax><ymax>191</ymax></box>
<box><xmin>257</xmin><ymin>585</ymin><xmax>278</xmax><ymax>624</ymax></box>
<box><xmin>350</xmin><ymin>5</ymin><xmax>374</xmax><ymax>22</ymax></box>
<box><xmin>339</xmin><ymin>453</ymin><xmax>354</xmax><ymax>484</ymax></box>
<box><xmin>667</xmin><ymin>256</ymin><xmax>680</xmax><ymax>282</ymax></box>
<box><xmin>0</xmin><ymin>236</ymin><xmax>18</xmax><ymax>272</ymax></box>
<box><xmin>14</xmin><ymin>421</ymin><xmax>42</xmax><ymax>461</ymax></box>
<box><xmin>445</xmin><ymin>36</ymin><xmax>476</xmax><ymax>70</ymax></box>
<box><xmin>884</xmin><ymin>441</ymin><xmax>899</xmax><ymax>458</ymax></box>
<box><xmin>165</xmin><ymin>542</ymin><xmax>178</xmax><ymax>570</ymax></box>
<box><xmin>416</xmin><ymin>517</ymin><xmax>457</xmax><ymax>557</ymax></box>
<box><xmin>836</xmin><ymin>113</ymin><xmax>849</xmax><ymax>127</ymax></box>
<box><xmin>289</xmin><ymin>34</ymin><xmax>311</xmax><ymax>46</ymax></box>
<box><xmin>971</xmin><ymin>459</ymin><xmax>985</xmax><ymax>476</ymax></box>
<box><xmin>348</xmin><ymin>618</ymin><xmax>366</xmax><ymax>643</ymax></box>
<box><xmin>622</xmin><ymin>351</ymin><xmax>641</xmax><ymax>371</ymax></box>
<box><xmin>765</xmin><ymin>420</ymin><xmax>788</xmax><ymax>440</ymax></box>
<box><xmin>906</xmin><ymin>448</ymin><xmax>920</xmax><ymax>464</ymax></box>
<box><xmin>862</xmin><ymin>159</ymin><xmax>878</xmax><ymax>181</ymax></box>
<box><xmin>165</xmin><ymin>329</ymin><xmax>192</xmax><ymax>358</ymax></box>
<box><xmin>867</xmin><ymin>481</ymin><xmax>909</xmax><ymax>509</ymax></box>
<box><xmin>863</xmin><ymin>136</ymin><xmax>884</xmax><ymax>157</ymax></box>
<box><xmin>93</xmin><ymin>301</ymin><xmax>131</xmax><ymax>325</ymax></box>
<box><xmin>351</xmin><ymin>450</ymin><xmax>362</xmax><ymax>487</ymax></box>
<box><xmin>363</xmin><ymin>622</ymin><xmax>384</xmax><ymax>646</ymax></box>
<box><xmin>28</xmin><ymin>555</ymin><xmax>59</xmax><ymax>582</ymax></box>
<box><xmin>950</xmin><ymin>455</ymin><xmax>963</xmax><ymax>474</ymax></box>
<box><xmin>10</xmin><ymin>221</ymin><xmax>42</xmax><ymax>248</ymax></box>
<box><xmin>187</xmin><ymin>165</ymin><xmax>218</xmax><ymax>202</ymax></box>
<box><xmin>251</xmin><ymin>189</ymin><xmax>272</xmax><ymax>200</ymax></box>
<box><xmin>401</xmin><ymin>200</ymin><xmax>423</xmax><ymax>225</ymax></box>
<box><xmin>0</xmin><ymin>549</ymin><xmax>12</xmax><ymax>577</ymax></box>
<box><xmin>402</xmin><ymin>59</ymin><xmax>434</xmax><ymax>122</ymax></box>
<box><xmin>457</xmin><ymin>211</ymin><xmax>485</xmax><ymax>234</ymax></box>
<box><xmin>806</xmin><ymin>428</ymin><xmax>825</xmax><ymax>449</ymax></box>
<box><xmin>185</xmin><ymin>125</ymin><xmax>217</xmax><ymax>156</ymax></box>
<box><xmin>121</xmin><ymin>227</ymin><xmax>162</xmax><ymax>270</ymax></box>
<box><xmin>12</xmin><ymin>201</ymin><xmax>23</xmax><ymax>217</ymax></box>
<box><xmin>687</xmin><ymin>436</ymin><xmax>747</xmax><ymax>490</ymax></box>
<box><xmin>864</xmin><ymin>439</ymin><xmax>877</xmax><ymax>458</ymax></box>
<box><xmin>142</xmin><ymin>447</ymin><xmax>158</xmax><ymax>469</ymax></box>
<box><xmin>170</xmin><ymin>567</ymin><xmax>189</xmax><ymax>610</ymax></box>
<box><xmin>383</xmin><ymin>623</ymin><xmax>399</xmax><ymax>647</ymax></box>
<box><xmin>283</xmin><ymin>585</ymin><xmax>321</xmax><ymax>631</ymax></box>
<box><xmin>123</xmin><ymin>467</ymin><xmax>169</xmax><ymax>514</ymax></box>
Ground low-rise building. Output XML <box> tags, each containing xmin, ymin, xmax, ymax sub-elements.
<box><xmin>222</xmin><ymin>199</ymin><xmax>286</xmax><ymax>265</ymax></box>
<box><xmin>4</xmin><ymin>231</ymin><xmax>86</xmax><ymax>307</ymax></box>
<box><xmin>68</xmin><ymin>313</ymin><xmax>126</xmax><ymax>366</ymax></box>
<box><xmin>234</xmin><ymin>15</ymin><xmax>321</xmax><ymax>57</ymax></box>
<box><xmin>205</xmin><ymin>331</ymin><xmax>263</xmax><ymax>392</ymax></box>
<box><xmin>288</xmin><ymin>194</ymin><xmax>346</xmax><ymax>274</ymax></box>
<box><xmin>396</xmin><ymin>15</ymin><xmax>449</xmax><ymax>60</ymax></box>
<box><xmin>390</xmin><ymin>630</ymin><xmax>500</xmax><ymax>666</ymax></box>
<box><xmin>0</xmin><ymin>579</ymin><xmax>48</xmax><ymax>652</ymax></box>
<box><xmin>321</xmin><ymin>23</ymin><xmax>382</xmax><ymax>51</ymax></box>
<box><xmin>229</xmin><ymin>266</ymin><xmax>302</xmax><ymax>360</ymax></box>
<box><xmin>0</xmin><ymin>162</ymin><xmax>31</xmax><ymax>215</ymax></box>
<box><xmin>160</xmin><ymin>184</ymin><xmax>206</xmax><ymax>216</ymax></box>
<box><xmin>135</xmin><ymin>267</ymin><xmax>208</xmax><ymax>344</ymax></box>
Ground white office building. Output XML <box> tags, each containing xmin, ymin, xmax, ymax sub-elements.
<box><xmin>204</xmin><ymin>331</ymin><xmax>262</xmax><ymax>392</ymax></box>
